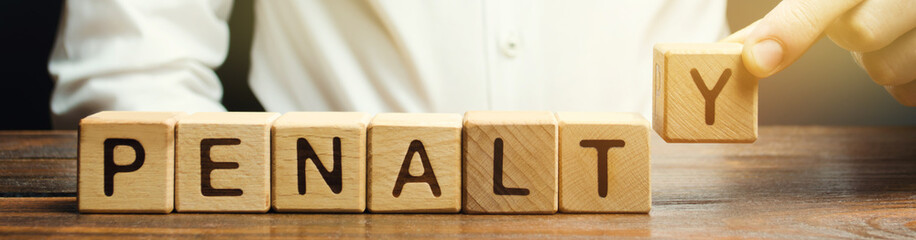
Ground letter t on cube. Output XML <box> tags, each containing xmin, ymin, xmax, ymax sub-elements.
<box><xmin>653</xmin><ymin>43</ymin><xmax>758</xmax><ymax>143</ymax></box>
<box><xmin>556</xmin><ymin>112</ymin><xmax>650</xmax><ymax>213</ymax></box>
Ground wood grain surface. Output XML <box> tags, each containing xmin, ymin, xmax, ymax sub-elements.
<box><xmin>1</xmin><ymin>127</ymin><xmax>915</xmax><ymax>238</ymax></box>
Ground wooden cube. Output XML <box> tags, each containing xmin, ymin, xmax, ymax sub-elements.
<box><xmin>78</xmin><ymin>111</ymin><xmax>186</xmax><ymax>213</ymax></box>
<box><xmin>653</xmin><ymin>43</ymin><xmax>758</xmax><ymax>143</ymax></box>
<box><xmin>556</xmin><ymin>112</ymin><xmax>651</xmax><ymax>213</ymax></box>
<box><xmin>462</xmin><ymin>111</ymin><xmax>558</xmax><ymax>214</ymax></box>
<box><xmin>272</xmin><ymin>112</ymin><xmax>370</xmax><ymax>212</ymax></box>
<box><xmin>175</xmin><ymin>112</ymin><xmax>280</xmax><ymax>212</ymax></box>
<box><xmin>367</xmin><ymin>113</ymin><xmax>463</xmax><ymax>213</ymax></box>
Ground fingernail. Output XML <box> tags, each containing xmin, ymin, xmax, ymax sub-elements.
<box><xmin>751</xmin><ymin>39</ymin><xmax>783</xmax><ymax>75</ymax></box>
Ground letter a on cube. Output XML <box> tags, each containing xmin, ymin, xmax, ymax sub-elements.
<box><xmin>176</xmin><ymin>112</ymin><xmax>279</xmax><ymax>212</ymax></box>
<box><xmin>653</xmin><ymin>43</ymin><xmax>758</xmax><ymax>143</ymax></box>
<box><xmin>368</xmin><ymin>113</ymin><xmax>462</xmax><ymax>213</ymax></box>
<box><xmin>78</xmin><ymin>111</ymin><xmax>186</xmax><ymax>213</ymax></box>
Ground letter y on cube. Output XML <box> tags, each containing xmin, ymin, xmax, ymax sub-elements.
<box><xmin>653</xmin><ymin>43</ymin><xmax>758</xmax><ymax>143</ymax></box>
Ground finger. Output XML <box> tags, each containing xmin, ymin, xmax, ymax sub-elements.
<box><xmin>853</xmin><ymin>29</ymin><xmax>916</xmax><ymax>86</ymax></box>
<box><xmin>721</xmin><ymin>20</ymin><xmax>760</xmax><ymax>43</ymax></box>
<box><xmin>885</xmin><ymin>79</ymin><xmax>916</xmax><ymax>107</ymax></box>
<box><xmin>827</xmin><ymin>0</ymin><xmax>916</xmax><ymax>52</ymax></box>
<box><xmin>741</xmin><ymin>0</ymin><xmax>864</xmax><ymax>78</ymax></box>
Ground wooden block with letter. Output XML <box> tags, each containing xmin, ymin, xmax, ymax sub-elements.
<box><xmin>175</xmin><ymin>112</ymin><xmax>280</xmax><ymax>212</ymax></box>
<box><xmin>462</xmin><ymin>111</ymin><xmax>558</xmax><ymax>214</ymax></box>
<box><xmin>78</xmin><ymin>111</ymin><xmax>186</xmax><ymax>213</ymax></box>
<box><xmin>367</xmin><ymin>113</ymin><xmax>462</xmax><ymax>213</ymax></box>
<box><xmin>272</xmin><ymin>112</ymin><xmax>370</xmax><ymax>212</ymax></box>
<box><xmin>556</xmin><ymin>112</ymin><xmax>650</xmax><ymax>213</ymax></box>
<box><xmin>653</xmin><ymin>43</ymin><xmax>758</xmax><ymax>143</ymax></box>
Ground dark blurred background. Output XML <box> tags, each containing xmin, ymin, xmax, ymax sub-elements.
<box><xmin>1</xmin><ymin>0</ymin><xmax>913</xmax><ymax>130</ymax></box>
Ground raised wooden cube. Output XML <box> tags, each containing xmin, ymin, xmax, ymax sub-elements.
<box><xmin>367</xmin><ymin>113</ymin><xmax>462</xmax><ymax>213</ymax></box>
<box><xmin>175</xmin><ymin>112</ymin><xmax>280</xmax><ymax>212</ymax></box>
<box><xmin>556</xmin><ymin>112</ymin><xmax>651</xmax><ymax>213</ymax></box>
<box><xmin>78</xmin><ymin>111</ymin><xmax>186</xmax><ymax>213</ymax></box>
<box><xmin>462</xmin><ymin>111</ymin><xmax>558</xmax><ymax>214</ymax></box>
<box><xmin>653</xmin><ymin>43</ymin><xmax>758</xmax><ymax>143</ymax></box>
<box><xmin>272</xmin><ymin>112</ymin><xmax>370</xmax><ymax>212</ymax></box>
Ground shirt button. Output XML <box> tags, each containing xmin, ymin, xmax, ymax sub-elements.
<box><xmin>501</xmin><ymin>32</ymin><xmax>519</xmax><ymax>58</ymax></box>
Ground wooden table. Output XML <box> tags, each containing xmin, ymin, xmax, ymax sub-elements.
<box><xmin>1</xmin><ymin>127</ymin><xmax>915</xmax><ymax>238</ymax></box>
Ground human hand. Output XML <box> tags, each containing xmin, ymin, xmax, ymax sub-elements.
<box><xmin>723</xmin><ymin>0</ymin><xmax>916</xmax><ymax>106</ymax></box>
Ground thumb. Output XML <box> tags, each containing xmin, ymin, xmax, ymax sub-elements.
<box><xmin>740</xmin><ymin>0</ymin><xmax>864</xmax><ymax>78</ymax></box>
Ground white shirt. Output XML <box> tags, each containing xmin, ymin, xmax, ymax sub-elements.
<box><xmin>49</xmin><ymin>0</ymin><xmax>728</xmax><ymax>129</ymax></box>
